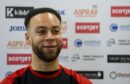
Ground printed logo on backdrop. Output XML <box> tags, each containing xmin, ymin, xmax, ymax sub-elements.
<box><xmin>83</xmin><ymin>55</ymin><xmax>104</xmax><ymax>61</ymax></box>
<box><xmin>57</xmin><ymin>9</ymin><xmax>65</xmax><ymax>15</ymax></box>
<box><xmin>118</xmin><ymin>39</ymin><xmax>130</xmax><ymax>45</ymax></box>
<box><xmin>107</xmin><ymin>39</ymin><xmax>116</xmax><ymax>46</ymax></box>
<box><xmin>110</xmin><ymin>23</ymin><xmax>130</xmax><ymax>32</ymax></box>
<box><xmin>61</xmin><ymin>21</ymin><xmax>68</xmax><ymax>33</ymax></box>
<box><xmin>75</xmin><ymin>22</ymin><xmax>100</xmax><ymax>33</ymax></box>
<box><xmin>7</xmin><ymin>40</ymin><xmax>31</xmax><ymax>49</ymax></box>
<box><xmin>111</xmin><ymin>6</ymin><xmax>130</xmax><ymax>17</ymax></box>
<box><xmin>84</xmin><ymin>40</ymin><xmax>101</xmax><ymax>47</ymax></box>
<box><xmin>62</xmin><ymin>38</ymin><xmax>68</xmax><ymax>49</ymax></box>
<box><xmin>71</xmin><ymin>54</ymin><xmax>104</xmax><ymax>62</ymax></box>
<box><xmin>74</xmin><ymin>39</ymin><xmax>83</xmax><ymax>47</ymax></box>
<box><xmin>74</xmin><ymin>5</ymin><xmax>98</xmax><ymax>17</ymax></box>
<box><xmin>71</xmin><ymin>54</ymin><xmax>80</xmax><ymax>62</ymax></box>
<box><xmin>58</xmin><ymin>55</ymin><xmax>69</xmax><ymax>62</ymax></box>
<box><xmin>109</xmin><ymin>71</ymin><xmax>117</xmax><ymax>79</ymax></box>
<box><xmin>74</xmin><ymin>39</ymin><xmax>101</xmax><ymax>47</ymax></box>
<box><xmin>6</xmin><ymin>71</ymin><xmax>13</xmax><ymax>77</ymax></box>
<box><xmin>110</xmin><ymin>23</ymin><xmax>118</xmax><ymax>32</ymax></box>
<box><xmin>107</xmin><ymin>39</ymin><xmax>130</xmax><ymax>46</ymax></box>
<box><xmin>108</xmin><ymin>55</ymin><xmax>130</xmax><ymax>63</ymax></box>
<box><xmin>7</xmin><ymin>54</ymin><xmax>31</xmax><ymax>65</ymax></box>
<box><xmin>110</xmin><ymin>71</ymin><xmax>130</xmax><ymax>79</ymax></box>
<box><xmin>9</xmin><ymin>25</ymin><xmax>26</xmax><ymax>32</ymax></box>
<box><xmin>77</xmin><ymin>71</ymin><xmax>104</xmax><ymax>79</ymax></box>
<box><xmin>6</xmin><ymin>6</ymin><xmax>34</xmax><ymax>18</ymax></box>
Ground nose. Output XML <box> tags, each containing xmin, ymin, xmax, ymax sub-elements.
<box><xmin>46</xmin><ymin>31</ymin><xmax>55</xmax><ymax>41</ymax></box>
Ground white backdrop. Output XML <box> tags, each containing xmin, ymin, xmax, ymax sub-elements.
<box><xmin>0</xmin><ymin>0</ymin><xmax>130</xmax><ymax>84</ymax></box>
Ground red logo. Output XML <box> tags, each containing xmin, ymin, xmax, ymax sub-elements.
<box><xmin>62</xmin><ymin>38</ymin><xmax>68</xmax><ymax>49</ymax></box>
<box><xmin>75</xmin><ymin>22</ymin><xmax>100</xmax><ymax>33</ymax></box>
<box><xmin>111</xmin><ymin>6</ymin><xmax>130</xmax><ymax>17</ymax></box>
<box><xmin>7</xmin><ymin>54</ymin><xmax>31</xmax><ymax>65</ymax></box>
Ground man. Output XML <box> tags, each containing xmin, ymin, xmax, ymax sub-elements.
<box><xmin>1</xmin><ymin>7</ymin><xmax>92</xmax><ymax>84</ymax></box>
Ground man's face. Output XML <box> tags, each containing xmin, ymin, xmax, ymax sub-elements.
<box><xmin>26</xmin><ymin>12</ymin><xmax>62</xmax><ymax>62</ymax></box>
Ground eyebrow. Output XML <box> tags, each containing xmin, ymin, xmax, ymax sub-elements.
<box><xmin>36</xmin><ymin>25</ymin><xmax>60</xmax><ymax>29</ymax></box>
<box><xmin>37</xmin><ymin>26</ymin><xmax>47</xmax><ymax>29</ymax></box>
<box><xmin>52</xmin><ymin>26</ymin><xmax>61</xmax><ymax>29</ymax></box>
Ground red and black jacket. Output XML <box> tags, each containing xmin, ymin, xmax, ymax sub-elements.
<box><xmin>1</xmin><ymin>65</ymin><xmax>92</xmax><ymax>84</ymax></box>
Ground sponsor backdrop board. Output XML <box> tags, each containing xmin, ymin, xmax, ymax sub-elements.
<box><xmin>0</xmin><ymin>0</ymin><xmax>130</xmax><ymax>84</ymax></box>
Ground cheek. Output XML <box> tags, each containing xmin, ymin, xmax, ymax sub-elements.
<box><xmin>57</xmin><ymin>35</ymin><xmax>62</xmax><ymax>40</ymax></box>
<box><xmin>29</xmin><ymin>37</ymin><xmax>39</xmax><ymax>46</ymax></box>
<box><xmin>56</xmin><ymin>36</ymin><xmax>62</xmax><ymax>44</ymax></box>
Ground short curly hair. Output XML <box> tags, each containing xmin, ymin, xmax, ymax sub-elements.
<box><xmin>24</xmin><ymin>7</ymin><xmax>61</xmax><ymax>30</ymax></box>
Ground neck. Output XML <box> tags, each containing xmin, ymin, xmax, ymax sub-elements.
<box><xmin>31</xmin><ymin>53</ymin><xmax>59</xmax><ymax>72</ymax></box>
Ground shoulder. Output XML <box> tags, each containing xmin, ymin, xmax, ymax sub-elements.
<box><xmin>61</xmin><ymin>65</ymin><xmax>92</xmax><ymax>84</ymax></box>
<box><xmin>0</xmin><ymin>66</ymin><xmax>29</xmax><ymax>84</ymax></box>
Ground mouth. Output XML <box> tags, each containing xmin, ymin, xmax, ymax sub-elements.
<box><xmin>42</xmin><ymin>45</ymin><xmax>57</xmax><ymax>52</ymax></box>
<box><xmin>42</xmin><ymin>45</ymin><xmax>57</xmax><ymax>48</ymax></box>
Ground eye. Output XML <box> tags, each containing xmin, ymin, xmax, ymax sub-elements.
<box><xmin>37</xmin><ymin>29</ymin><xmax>47</xmax><ymax>35</ymax></box>
<box><xmin>52</xmin><ymin>29</ymin><xmax>60</xmax><ymax>35</ymax></box>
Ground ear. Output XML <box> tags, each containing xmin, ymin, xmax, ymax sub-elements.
<box><xmin>25</xmin><ymin>32</ymin><xmax>31</xmax><ymax>45</ymax></box>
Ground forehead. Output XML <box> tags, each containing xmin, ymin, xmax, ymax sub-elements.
<box><xmin>30</xmin><ymin>12</ymin><xmax>60</xmax><ymax>24</ymax></box>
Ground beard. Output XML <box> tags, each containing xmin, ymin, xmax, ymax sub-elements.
<box><xmin>32</xmin><ymin>42</ymin><xmax>62</xmax><ymax>62</ymax></box>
